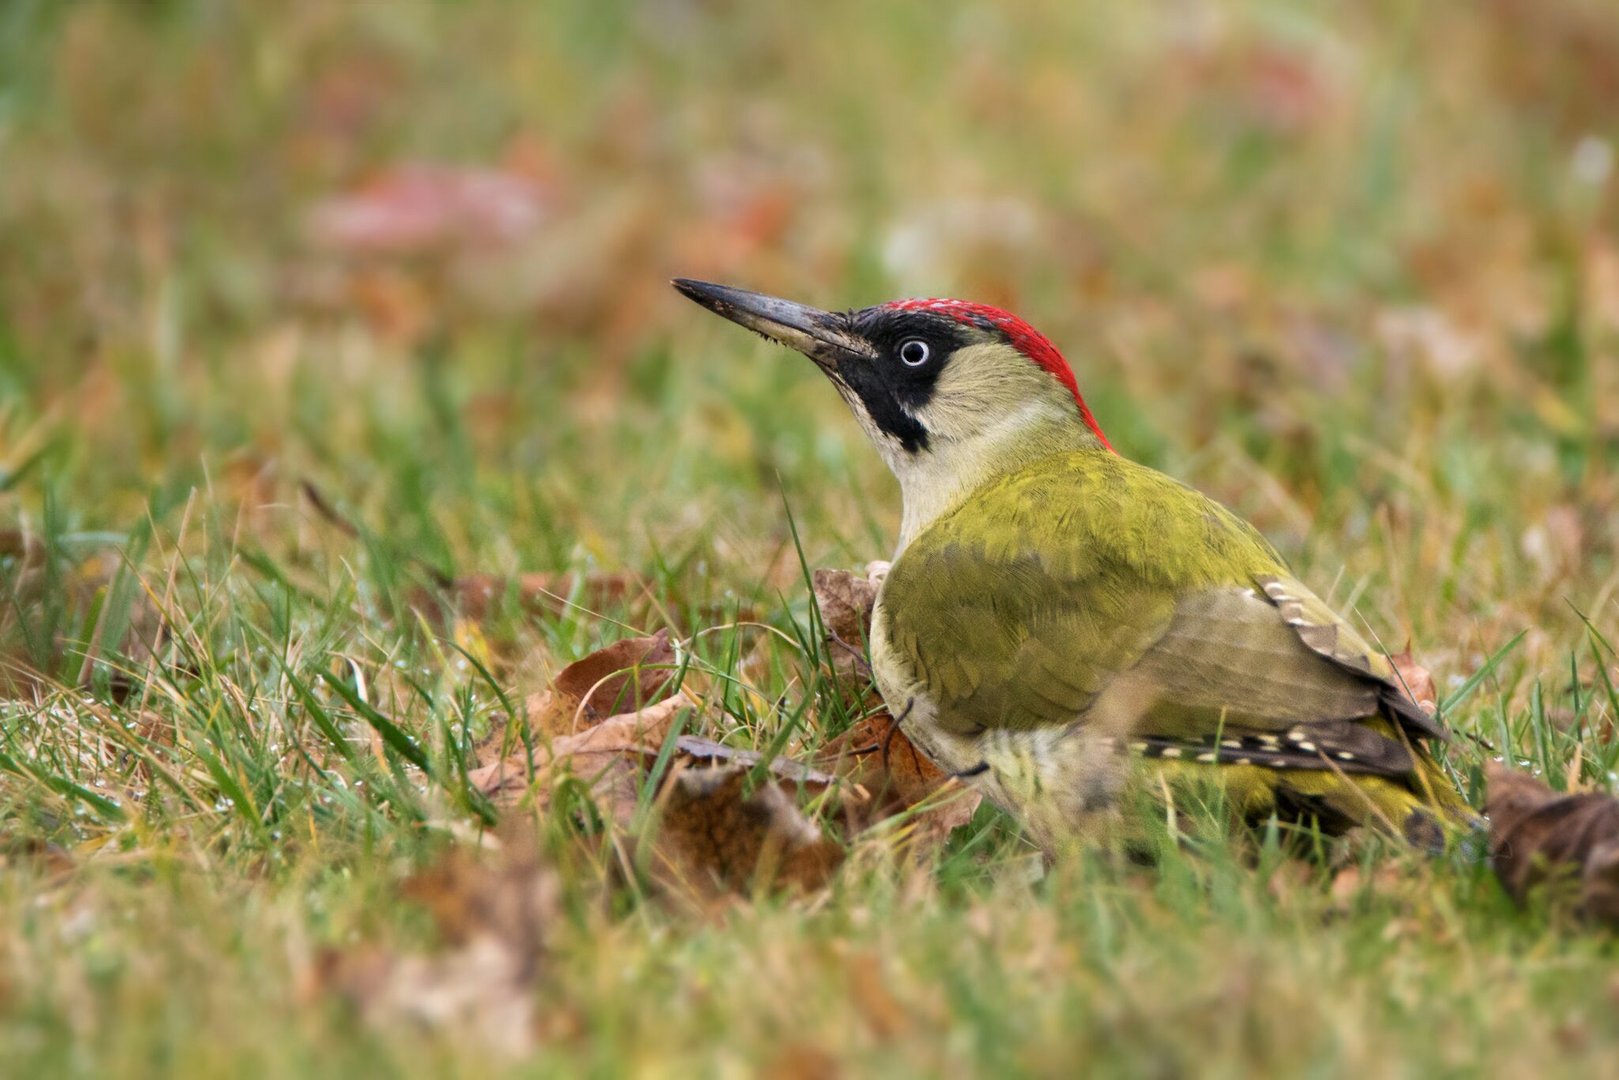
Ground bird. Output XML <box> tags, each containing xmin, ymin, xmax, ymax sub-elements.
<box><xmin>673</xmin><ymin>278</ymin><xmax>1474</xmax><ymax>852</ymax></box>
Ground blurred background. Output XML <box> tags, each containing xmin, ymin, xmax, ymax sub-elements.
<box><xmin>5</xmin><ymin>6</ymin><xmax>1619</xmax><ymax>1069</ymax></box>
<box><xmin>0</xmin><ymin>0</ymin><xmax>1615</xmax><ymax>679</ymax></box>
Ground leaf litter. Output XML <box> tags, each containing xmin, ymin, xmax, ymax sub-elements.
<box><xmin>317</xmin><ymin>565</ymin><xmax>1578</xmax><ymax>1044</ymax></box>
<box><xmin>1486</xmin><ymin>763</ymin><xmax>1619</xmax><ymax>923</ymax></box>
<box><xmin>456</xmin><ymin>566</ymin><xmax>987</xmax><ymax>904</ymax></box>
<box><xmin>295</xmin><ymin>476</ymin><xmax>963</xmax><ymax>896</ymax></box>
<box><xmin>464</xmin><ymin>630</ymin><xmax>846</xmax><ymax>899</ymax></box>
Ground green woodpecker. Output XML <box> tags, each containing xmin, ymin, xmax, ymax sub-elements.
<box><xmin>674</xmin><ymin>279</ymin><xmax>1472</xmax><ymax>849</ymax></box>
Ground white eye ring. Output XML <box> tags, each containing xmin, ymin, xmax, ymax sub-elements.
<box><xmin>899</xmin><ymin>339</ymin><xmax>931</xmax><ymax>366</ymax></box>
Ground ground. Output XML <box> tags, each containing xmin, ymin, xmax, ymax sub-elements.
<box><xmin>1</xmin><ymin>1</ymin><xmax>1618</xmax><ymax>1075</ymax></box>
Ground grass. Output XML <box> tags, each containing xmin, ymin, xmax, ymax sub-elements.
<box><xmin>1</xmin><ymin>0</ymin><xmax>1618</xmax><ymax>1074</ymax></box>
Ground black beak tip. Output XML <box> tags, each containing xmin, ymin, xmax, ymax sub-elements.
<box><xmin>670</xmin><ymin>277</ymin><xmax>857</xmax><ymax>365</ymax></box>
<box><xmin>671</xmin><ymin>277</ymin><xmax>723</xmax><ymax>309</ymax></box>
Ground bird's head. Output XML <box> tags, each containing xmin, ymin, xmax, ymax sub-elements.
<box><xmin>674</xmin><ymin>280</ymin><xmax>1111</xmax><ymax>543</ymax></box>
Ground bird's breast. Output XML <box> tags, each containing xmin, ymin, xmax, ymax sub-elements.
<box><xmin>869</xmin><ymin>594</ymin><xmax>979</xmax><ymax>776</ymax></box>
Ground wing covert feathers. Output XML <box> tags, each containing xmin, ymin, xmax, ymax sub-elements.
<box><xmin>1253</xmin><ymin>573</ymin><xmax>1449</xmax><ymax>743</ymax></box>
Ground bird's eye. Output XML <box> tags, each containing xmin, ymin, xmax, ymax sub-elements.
<box><xmin>899</xmin><ymin>339</ymin><xmax>931</xmax><ymax>367</ymax></box>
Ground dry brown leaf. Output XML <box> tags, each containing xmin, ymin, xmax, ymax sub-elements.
<box><xmin>1388</xmin><ymin>648</ymin><xmax>1438</xmax><ymax>713</ymax></box>
<box><xmin>672</xmin><ymin>735</ymin><xmax>839</xmax><ymax>788</ymax></box>
<box><xmin>470</xmin><ymin>691</ymin><xmax>696</xmax><ymax>815</ymax></box>
<box><xmin>472</xmin><ymin>697</ymin><xmax>848</xmax><ymax>898</ymax></box>
<box><xmin>819</xmin><ymin>712</ymin><xmax>949</xmax><ymax>809</ymax></box>
<box><xmin>309</xmin><ymin>832</ymin><xmax>559</xmax><ymax>1056</ymax></box>
<box><xmin>547</xmin><ymin>631</ymin><xmax>674</xmax><ymax>715</ymax></box>
<box><xmin>811</xmin><ymin>568</ymin><xmax>880</xmax><ymax>684</ymax></box>
<box><xmin>653</xmin><ymin>764</ymin><xmax>844</xmax><ymax>895</ymax></box>
<box><xmin>525</xmin><ymin>630</ymin><xmax>676</xmax><ymax>738</ymax></box>
<box><xmin>1486</xmin><ymin>763</ymin><xmax>1619</xmax><ymax>922</ymax></box>
<box><xmin>817</xmin><ymin>712</ymin><xmax>982</xmax><ymax>847</ymax></box>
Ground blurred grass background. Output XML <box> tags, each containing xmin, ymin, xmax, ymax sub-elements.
<box><xmin>1</xmin><ymin>0</ymin><xmax>1618</xmax><ymax>1075</ymax></box>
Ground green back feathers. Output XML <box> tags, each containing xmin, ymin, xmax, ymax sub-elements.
<box><xmin>876</xmin><ymin>448</ymin><xmax>1472</xmax><ymax>838</ymax></box>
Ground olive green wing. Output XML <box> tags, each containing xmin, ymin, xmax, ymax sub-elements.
<box><xmin>1252</xmin><ymin>572</ymin><xmax>1445</xmax><ymax>741</ymax></box>
<box><xmin>880</xmin><ymin>453</ymin><xmax>1444</xmax><ymax>777</ymax></box>
<box><xmin>1125</xmin><ymin>574</ymin><xmax>1440</xmax><ymax>774</ymax></box>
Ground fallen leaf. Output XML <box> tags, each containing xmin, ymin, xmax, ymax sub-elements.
<box><xmin>817</xmin><ymin>712</ymin><xmax>982</xmax><ymax>846</ymax></box>
<box><xmin>819</xmin><ymin>712</ymin><xmax>948</xmax><ymax>809</ymax></box>
<box><xmin>1486</xmin><ymin>763</ymin><xmax>1619</xmax><ymax>922</ymax></box>
<box><xmin>473</xmin><ymin>696</ymin><xmax>847</xmax><ymax>898</ymax></box>
<box><xmin>1388</xmin><ymin>648</ymin><xmax>1438</xmax><ymax>713</ymax></box>
<box><xmin>653</xmin><ymin>764</ymin><xmax>844</xmax><ymax>895</ymax></box>
<box><xmin>512</xmin><ymin>631</ymin><xmax>676</xmax><ymax>742</ymax></box>
<box><xmin>811</xmin><ymin>568</ymin><xmax>880</xmax><ymax>684</ymax></box>
<box><xmin>470</xmin><ymin>691</ymin><xmax>696</xmax><ymax>816</ymax></box>
<box><xmin>548</xmin><ymin>631</ymin><xmax>673</xmax><ymax>711</ymax></box>
<box><xmin>668</xmin><ymin>735</ymin><xmax>838</xmax><ymax>789</ymax></box>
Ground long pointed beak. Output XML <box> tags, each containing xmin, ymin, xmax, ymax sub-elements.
<box><xmin>671</xmin><ymin>279</ymin><xmax>873</xmax><ymax>371</ymax></box>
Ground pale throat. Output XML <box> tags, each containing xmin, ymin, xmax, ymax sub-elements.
<box><xmin>888</xmin><ymin>396</ymin><xmax>1094</xmax><ymax>554</ymax></box>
